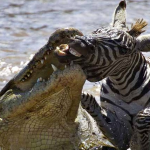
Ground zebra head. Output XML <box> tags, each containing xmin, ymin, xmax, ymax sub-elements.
<box><xmin>55</xmin><ymin>1</ymin><xmax>148</xmax><ymax>82</ymax></box>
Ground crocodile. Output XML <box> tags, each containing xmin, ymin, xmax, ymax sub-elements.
<box><xmin>0</xmin><ymin>27</ymin><xmax>113</xmax><ymax>150</ymax></box>
<box><xmin>0</xmin><ymin>28</ymin><xmax>84</xmax><ymax>150</ymax></box>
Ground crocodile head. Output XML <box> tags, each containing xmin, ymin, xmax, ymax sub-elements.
<box><xmin>0</xmin><ymin>28</ymin><xmax>83</xmax><ymax>95</ymax></box>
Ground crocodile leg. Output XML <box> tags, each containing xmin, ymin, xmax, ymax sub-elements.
<box><xmin>81</xmin><ymin>93</ymin><xmax>133</xmax><ymax>150</ymax></box>
<box><xmin>130</xmin><ymin>107</ymin><xmax>150</xmax><ymax>150</ymax></box>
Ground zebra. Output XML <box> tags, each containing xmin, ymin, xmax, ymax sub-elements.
<box><xmin>55</xmin><ymin>1</ymin><xmax>150</xmax><ymax>150</ymax></box>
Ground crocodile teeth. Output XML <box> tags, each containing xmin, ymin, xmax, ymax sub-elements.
<box><xmin>69</xmin><ymin>48</ymin><xmax>81</xmax><ymax>57</ymax></box>
<box><xmin>41</xmin><ymin>59</ymin><xmax>44</xmax><ymax>64</ymax></box>
<box><xmin>51</xmin><ymin>64</ymin><xmax>58</xmax><ymax>71</ymax></box>
<box><xmin>27</xmin><ymin>74</ymin><xmax>30</xmax><ymax>77</ymax></box>
<box><xmin>47</xmin><ymin>51</ymin><xmax>50</xmax><ymax>55</ymax></box>
<box><xmin>44</xmin><ymin>56</ymin><xmax>47</xmax><ymax>60</ymax></box>
<box><xmin>30</xmin><ymin>70</ymin><xmax>33</xmax><ymax>74</ymax></box>
<box><xmin>37</xmin><ymin>77</ymin><xmax>43</xmax><ymax>82</ymax></box>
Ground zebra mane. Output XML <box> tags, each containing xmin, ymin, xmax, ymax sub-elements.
<box><xmin>128</xmin><ymin>19</ymin><xmax>148</xmax><ymax>37</ymax></box>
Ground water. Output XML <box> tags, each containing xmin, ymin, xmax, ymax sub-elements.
<box><xmin>0</xmin><ymin>0</ymin><xmax>150</xmax><ymax>96</ymax></box>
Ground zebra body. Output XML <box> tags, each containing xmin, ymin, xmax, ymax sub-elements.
<box><xmin>80</xmin><ymin>30</ymin><xmax>150</xmax><ymax>149</ymax></box>
<box><xmin>56</xmin><ymin>1</ymin><xmax>150</xmax><ymax>150</ymax></box>
<box><xmin>77</xmin><ymin>28</ymin><xmax>144</xmax><ymax>149</ymax></box>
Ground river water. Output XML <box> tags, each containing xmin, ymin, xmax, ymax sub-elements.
<box><xmin>0</xmin><ymin>0</ymin><xmax>150</xmax><ymax>98</ymax></box>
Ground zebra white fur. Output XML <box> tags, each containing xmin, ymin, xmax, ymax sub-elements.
<box><xmin>56</xmin><ymin>1</ymin><xmax>150</xmax><ymax>150</ymax></box>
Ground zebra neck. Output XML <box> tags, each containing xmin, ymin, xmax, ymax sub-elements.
<box><xmin>107</xmin><ymin>52</ymin><xmax>149</xmax><ymax>97</ymax></box>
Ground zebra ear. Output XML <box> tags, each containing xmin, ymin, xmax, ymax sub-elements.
<box><xmin>112</xmin><ymin>0</ymin><xmax>127</xmax><ymax>29</ymax></box>
<box><xmin>136</xmin><ymin>34</ymin><xmax>150</xmax><ymax>52</ymax></box>
<box><xmin>128</xmin><ymin>19</ymin><xmax>147</xmax><ymax>37</ymax></box>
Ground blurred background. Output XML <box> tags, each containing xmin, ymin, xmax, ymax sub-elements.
<box><xmin>0</xmin><ymin>0</ymin><xmax>150</xmax><ymax>98</ymax></box>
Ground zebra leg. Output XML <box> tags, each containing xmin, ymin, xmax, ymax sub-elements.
<box><xmin>81</xmin><ymin>93</ymin><xmax>132</xmax><ymax>150</ymax></box>
<box><xmin>130</xmin><ymin>107</ymin><xmax>150</xmax><ymax>150</ymax></box>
